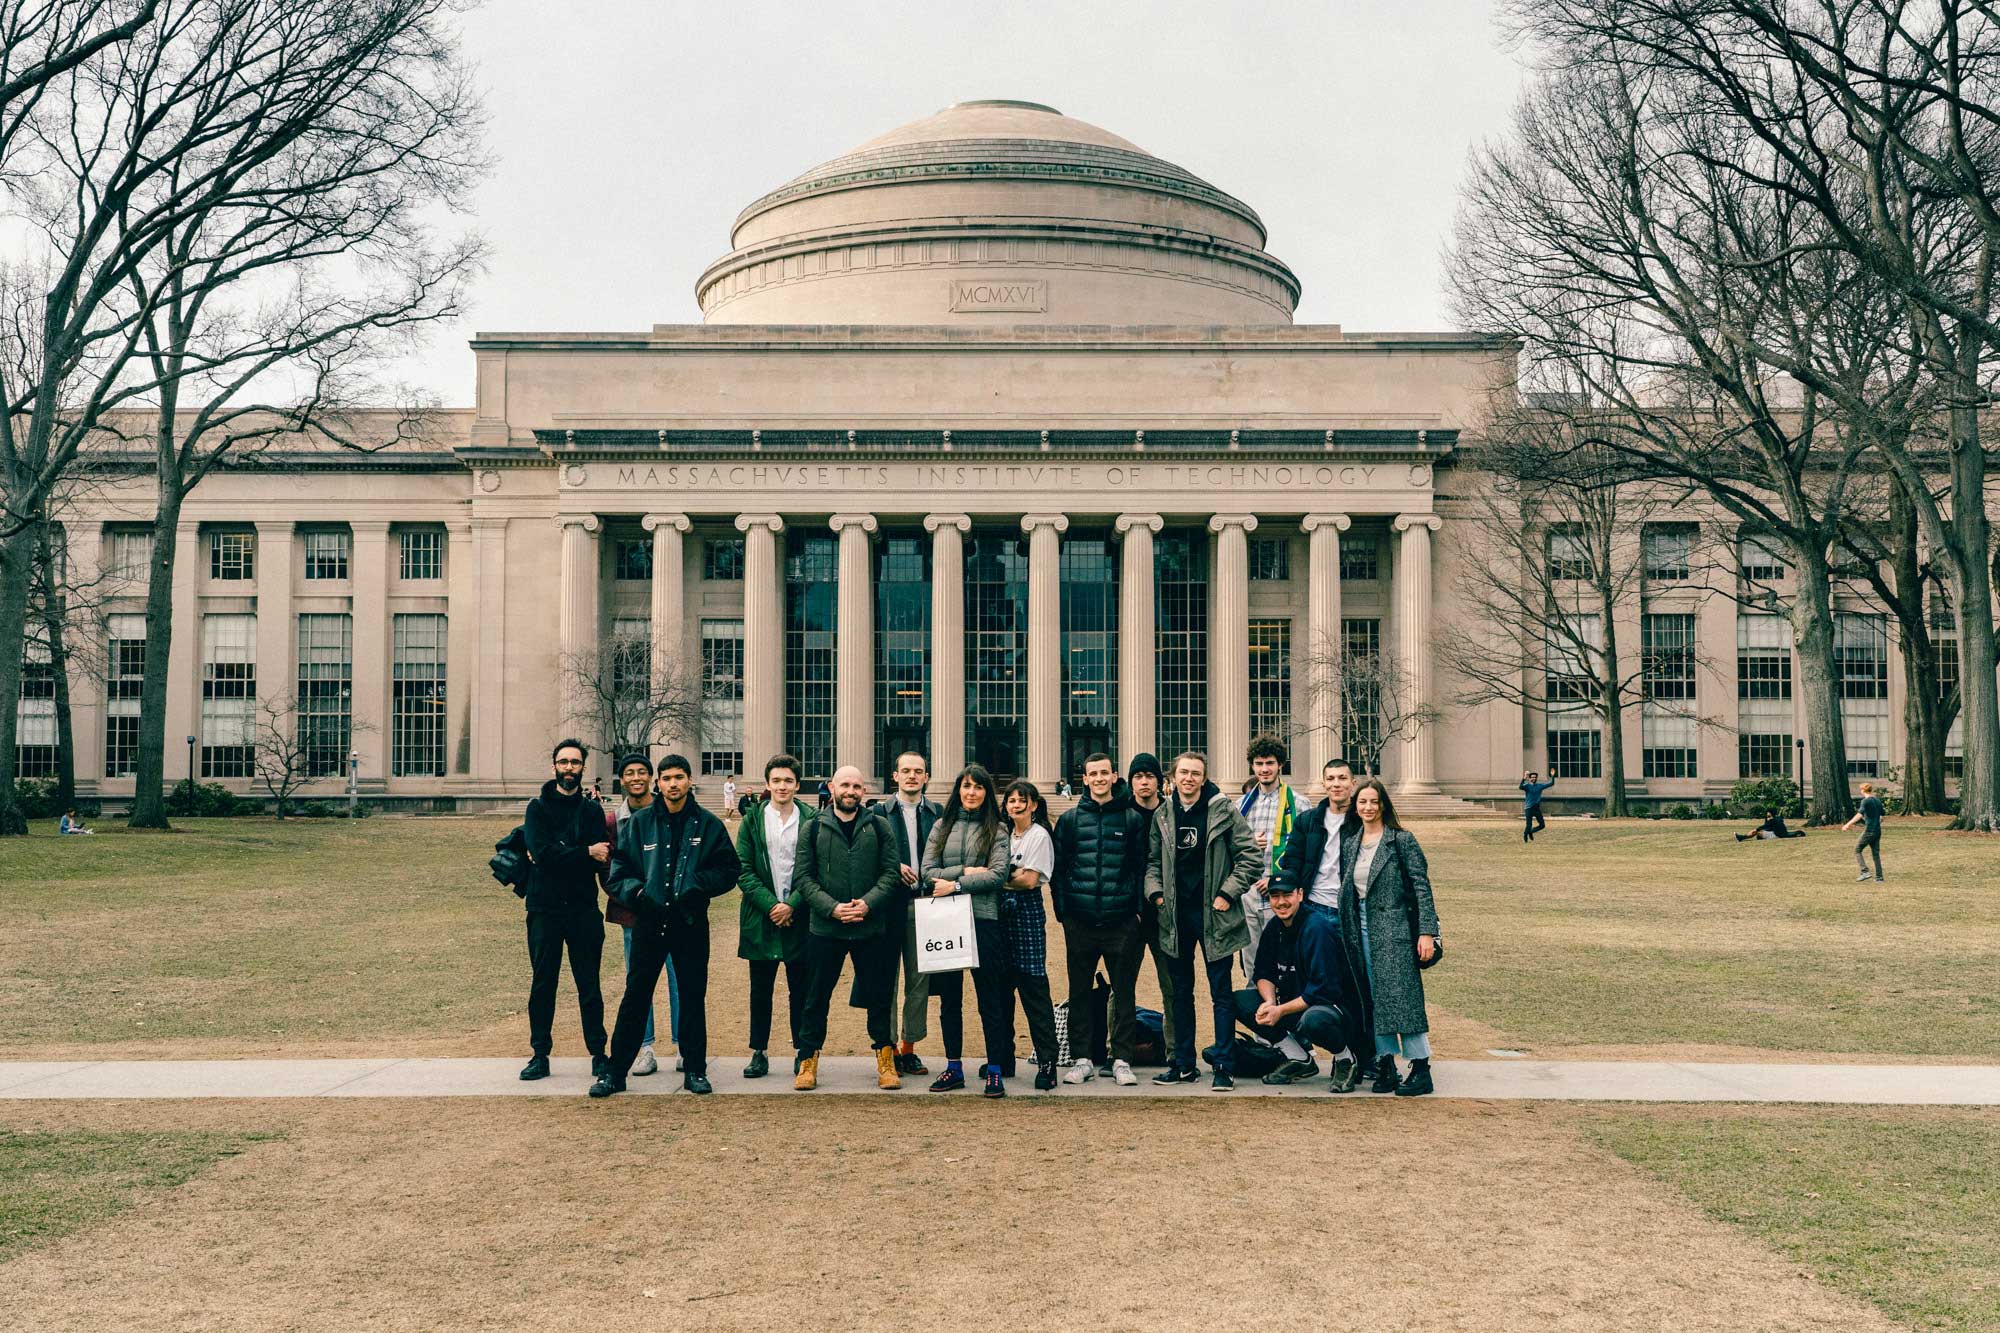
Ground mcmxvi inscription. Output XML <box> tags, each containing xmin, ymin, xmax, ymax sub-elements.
<box><xmin>949</xmin><ymin>278</ymin><xmax>1046</xmax><ymax>313</ymax></box>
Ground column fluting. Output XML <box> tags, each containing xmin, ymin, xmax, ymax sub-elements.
<box><xmin>1022</xmin><ymin>514</ymin><xmax>1068</xmax><ymax>789</ymax></box>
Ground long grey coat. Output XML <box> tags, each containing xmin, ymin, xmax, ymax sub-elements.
<box><xmin>1338</xmin><ymin>827</ymin><xmax>1442</xmax><ymax>1036</ymax></box>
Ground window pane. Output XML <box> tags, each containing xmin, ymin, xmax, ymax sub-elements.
<box><xmin>1155</xmin><ymin>530</ymin><xmax>1208</xmax><ymax>761</ymax></box>
<box><xmin>200</xmin><ymin>613</ymin><xmax>257</xmax><ymax>777</ymax></box>
<box><xmin>399</xmin><ymin>529</ymin><xmax>445</xmax><ymax>580</ymax></box>
<box><xmin>391</xmin><ymin>613</ymin><xmax>447</xmax><ymax>777</ymax></box>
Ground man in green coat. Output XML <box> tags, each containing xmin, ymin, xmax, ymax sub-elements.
<box><xmin>736</xmin><ymin>753</ymin><xmax>814</xmax><ymax>1078</ymax></box>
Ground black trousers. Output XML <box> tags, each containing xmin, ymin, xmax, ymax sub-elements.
<box><xmin>1000</xmin><ymin>967</ymin><xmax>1061</xmax><ymax>1068</ymax></box>
<box><xmin>1063</xmin><ymin>916</ymin><xmax>1144</xmax><ymax>1062</ymax></box>
<box><xmin>1230</xmin><ymin>988</ymin><xmax>1368</xmax><ymax>1061</ymax></box>
<box><xmin>929</xmin><ymin>916</ymin><xmax>1012</xmax><ymax>1065</ymax></box>
<box><xmin>610</xmin><ymin>911</ymin><xmax>708</xmax><ymax>1079</ymax></box>
<box><xmin>798</xmin><ymin>931</ymin><xmax>897</xmax><ymax>1054</ymax></box>
<box><xmin>1523</xmin><ymin>806</ymin><xmax>1546</xmax><ymax>840</ymax></box>
<box><xmin>748</xmin><ymin>954</ymin><xmax>809</xmax><ymax>1052</ymax></box>
<box><xmin>526</xmin><ymin>902</ymin><xmax>607</xmax><ymax>1058</ymax></box>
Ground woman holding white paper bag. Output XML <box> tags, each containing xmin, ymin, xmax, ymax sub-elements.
<box><xmin>920</xmin><ymin>765</ymin><xmax>1011</xmax><ymax>1095</ymax></box>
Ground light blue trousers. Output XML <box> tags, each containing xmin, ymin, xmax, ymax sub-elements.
<box><xmin>1359</xmin><ymin>910</ymin><xmax>1432</xmax><ymax>1061</ymax></box>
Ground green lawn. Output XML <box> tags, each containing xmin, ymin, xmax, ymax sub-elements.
<box><xmin>0</xmin><ymin>1128</ymin><xmax>275</xmax><ymax>1264</ymax></box>
<box><xmin>0</xmin><ymin>813</ymin><xmax>1992</xmax><ymax>1058</ymax></box>
<box><xmin>1586</xmin><ymin>1107</ymin><xmax>2000</xmax><ymax>1332</ymax></box>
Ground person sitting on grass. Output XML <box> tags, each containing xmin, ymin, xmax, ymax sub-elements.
<box><xmin>1735</xmin><ymin>809</ymin><xmax>1806</xmax><ymax>842</ymax></box>
<box><xmin>58</xmin><ymin>809</ymin><xmax>94</xmax><ymax>835</ymax></box>
<box><xmin>1231</xmin><ymin>878</ymin><xmax>1363</xmax><ymax>1090</ymax></box>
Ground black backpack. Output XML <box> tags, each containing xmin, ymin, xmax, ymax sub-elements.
<box><xmin>490</xmin><ymin>825</ymin><xmax>530</xmax><ymax>897</ymax></box>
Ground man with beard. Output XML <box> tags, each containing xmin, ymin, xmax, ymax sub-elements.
<box><xmin>792</xmin><ymin>765</ymin><xmax>905</xmax><ymax>1091</ymax></box>
<box><xmin>519</xmin><ymin>739</ymin><xmax>612</xmax><ymax>1083</ymax></box>
<box><xmin>590</xmin><ymin>754</ymin><xmax>741</xmax><ymax>1097</ymax></box>
<box><xmin>1052</xmin><ymin>752</ymin><xmax>1148</xmax><ymax>1086</ymax></box>
<box><xmin>873</xmin><ymin>750</ymin><xmax>942</xmax><ymax>1075</ymax></box>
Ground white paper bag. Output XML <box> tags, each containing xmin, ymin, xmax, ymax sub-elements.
<box><xmin>913</xmin><ymin>894</ymin><xmax>980</xmax><ymax>974</ymax></box>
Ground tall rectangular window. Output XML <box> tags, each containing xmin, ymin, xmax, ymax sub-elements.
<box><xmin>399</xmin><ymin>529</ymin><xmax>444</xmax><ymax>581</ymax></box>
<box><xmin>1155</xmin><ymin>529</ymin><xmax>1208</xmax><ymax>761</ymax></box>
<box><xmin>1837</xmin><ymin>612</ymin><xmax>1889</xmax><ymax>776</ymax></box>
<box><xmin>296</xmin><ymin>613</ymin><xmax>352</xmax><ymax>777</ymax></box>
<box><xmin>107</xmin><ymin>528</ymin><xmax>153</xmax><ymax>581</ymax></box>
<box><xmin>1060</xmin><ymin>534</ymin><xmax>1118</xmax><ymax>779</ymax></box>
<box><xmin>1737</xmin><ymin>613</ymin><xmax>1793</xmax><ymax>777</ymax></box>
<box><xmin>200</xmin><ymin>613</ymin><xmax>257</xmax><ymax>778</ymax></box>
<box><xmin>1935</xmin><ymin>595</ymin><xmax>1963</xmax><ymax>778</ymax></box>
<box><xmin>701</xmin><ymin>619</ymin><xmax>744</xmax><ymax>777</ymax></box>
<box><xmin>703</xmin><ymin>537</ymin><xmax>744</xmax><ymax>581</ymax></box>
<box><xmin>875</xmin><ymin>534</ymin><xmax>931</xmax><ymax>783</ymax></box>
<box><xmin>1248</xmin><ymin>618</ymin><xmax>1292</xmax><ymax>770</ymax></box>
<box><xmin>1339</xmin><ymin>539</ymin><xmax>1379</xmax><ymax>582</ymax></box>
<box><xmin>1642</xmin><ymin>524</ymin><xmax>1695</xmax><ymax>583</ymax></box>
<box><xmin>16</xmin><ymin>638</ymin><xmax>56</xmax><ymax>778</ymax></box>
<box><xmin>613</xmin><ymin>537</ymin><xmax>652</xmax><ymax>582</ymax></box>
<box><xmin>1641</xmin><ymin>612</ymin><xmax>1697</xmax><ymax>778</ymax></box>
<box><xmin>391</xmin><ymin>613</ymin><xmax>447</xmax><ymax>777</ymax></box>
<box><xmin>1546</xmin><ymin>614</ymin><xmax>1602</xmax><ymax>778</ymax></box>
<box><xmin>302</xmin><ymin>530</ymin><xmax>350</xmax><ymax>581</ymax></box>
<box><xmin>609</xmin><ymin>616</ymin><xmax>650</xmax><ymax>699</ymax></box>
<box><xmin>1739</xmin><ymin>532</ymin><xmax>1787</xmax><ymax>582</ymax></box>
<box><xmin>209</xmin><ymin>530</ymin><xmax>255</xmax><ymax>581</ymax></box>
<box><xmin>965</xmin><ymin>531</ymin><xmax>1028</xmax><ymax>777</ymax></box>
<box><xmin>104</xmin><ymin>614</ymin><xmax>146</xmax><ymax>777</ymax></box>
<box><xmin>783</xmin><ymin>533</ymin><xmax>837</xmax><ymax>781</ymax></box>
<box><xmin>1340</xmin><ymin>618</ymin><xmax>1381</xmax><ymax>770</ymax></box>
<box><xmin>1548</xmin><ymin>527</ymin><xmax>1592</xmax><ymax>581</ymax></box>
<box><xmin>1248</xmin><ymin>537</ymin><xmax>1290</xmax><ymax>582</ymax></box>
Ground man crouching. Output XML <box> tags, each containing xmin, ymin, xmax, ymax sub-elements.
<box><xmin>591</xmin><ymin>754</ymin><xmax>741</xmax><ymax>1098</ymax></box>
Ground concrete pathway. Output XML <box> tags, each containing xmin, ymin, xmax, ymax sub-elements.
<box><xmin>1</xmin><ymin>1057</ymin><xmax>1995</xmax><ymax>1104</ymax></box>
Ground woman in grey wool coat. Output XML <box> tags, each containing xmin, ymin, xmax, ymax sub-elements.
<box><xmin>1338</xmin><ymin>778</ymin><xmax>1442</xmax><ymax>1098</ymax></box>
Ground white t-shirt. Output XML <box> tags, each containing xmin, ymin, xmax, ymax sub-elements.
<box><xmin>1353</xmin><ymin>835</ymin><xmax>1383</xmax><ymax>901</ymax></box>
<box><xmin>763</xmin><ymin>801</ymin><xmax>801</xmax><ymax>903</ymax></box>
<box><xmin>1310</xmin><ymin>804</ymin><xmax>1347</xmax><ymax>908</ymax></box>
<box><xmin>1008</xmin><ymin>823</ymin><xmax>1055</xmax><ymax>885</ymax></box>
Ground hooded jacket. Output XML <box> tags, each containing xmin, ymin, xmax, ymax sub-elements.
<box><xmin>1143</xmin><ymin>780</ymin><xmax>1262</xmax><ymax>961</ymax></box>
<box><xmin>1051</xmin><ymin>789</ymin><xmax>1149</xmax><ymax>925</ymax></box>
<box><xmin>521</xmin><ymin>779</ymin><xmax>610</xmax><ymax>913</ymax></box>
<box><xmin>606</xmin><ymin>795</ymin><xmax>740</xmax><ymax>924</ymax></box>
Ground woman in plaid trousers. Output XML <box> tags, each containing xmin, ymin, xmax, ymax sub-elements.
<box><xmin>1000</xmin><ymin>780</ymin><xmax>1062</xmax><ymax>1092</ymax></box>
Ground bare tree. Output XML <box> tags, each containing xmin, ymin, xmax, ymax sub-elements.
<box><xmin>1296</xmin><ymin>632</ymin><xmax>1439</xmax><ymax>781</ymax></box>
<box><xmin>249</xmin><ymin>691</ymin><xmax>371</xmax><ymax>819</ymax></box>
<box><xmin>559</xmin><ymin>640</ymin><xmax>706</xmax><ymax>774</ymax></box>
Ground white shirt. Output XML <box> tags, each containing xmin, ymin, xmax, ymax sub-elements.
<box><xmin>1310</xmin><ymin>804</ymin><xmax>1347</xmax><ymax>909</ymax></box>
<box><xmin>763</xmin><ymin>800</ymin><xmax>802</xmax><ymax>903</ymax></box>
<box><xmin>894</xmin><ymin>794</ymin><xmax>924</xmax><ymax>870</ymax></box>
<box><xmin>1353</xmin><ymin>834</ymin><xmax>1383</xmax><ymax>901</ymax></box>
<box><xmin>1008</xmin><ymin>823</ymin><xmax>1055</xmax><ymax>884</ymax></box>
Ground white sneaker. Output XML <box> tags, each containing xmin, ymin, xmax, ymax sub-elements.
<box><xmin>630</xmin><ymin>1045</ymin><xmax>659</xmax><ymax>1077</ymax></box>
<box><xmin>1112</xmin><ymin>1060</ymin><xmax>1138</xmax><ymax>1087</ymax></box>
<box><xmin>1061</xmin><ymin>1058</ymin><xmax>1095</xmax><ymax>1085</ymax></box>
<box><xmin>674</xmin><ymin>1052</ymin><xmax>684</xmax><ymax>1072</ymax></box>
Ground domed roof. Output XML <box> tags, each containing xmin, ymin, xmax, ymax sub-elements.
<box><xmin>697</xmin><ymin>100</ymin><xmax>1299</xmax><ymax>327</ymax></box>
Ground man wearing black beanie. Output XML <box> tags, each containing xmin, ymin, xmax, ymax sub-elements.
<box><xmin>1125</xmin><ymin>752</ymin><xmax>1179</xmax><ymax>1065</ymax></box>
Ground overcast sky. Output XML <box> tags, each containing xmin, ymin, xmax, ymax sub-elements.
<box><xmin>402</xmin><ymin>0</ymin><xmax>1527</xmax><ymax>403</ymax></box>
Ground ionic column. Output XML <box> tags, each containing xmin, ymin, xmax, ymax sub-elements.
<box><xmin>926</xmin><ymin>514</ymin><xmax>970</xmax><ymax>787</ymax></box>
<box><xmin>556</xmin><ymin>515</ymin><xmax>601</xmax><ymax>745</ymax></box>
<box><xmin>830</xmin><ymin>514</ymin><xmax>878</xmax><ymax>781</ymax></box>
<box><xmin>1022</xmin><ymin>514</ymin><xmax>1068</xmax><ymax>789</ymax></box>
<box><xmin>1208</xmin><ymin>514</ymin><xmax>1257</xmax><ymax>792</ymax></box>
<box><xmin>1301</xmin><ymin>513</ymin><xmax>1351</xmax><ymax>787</ymax></box>
<box><xmin>349</xmin><ymin>521</ymin><xmax>391</xmax><ymax>783</ymax></box>
<box><xmin>736</xmin><ymin>514</ymin><xmax>785</xmax><ymax>776</ymax></box>
<box><xmin>643</xmin><ymin>512</ymin><xmax>692</xmax><ymax>756</ymax></box>
<box><xmin>1115</xmin><ymin>513</ymin><xmax>1162</xmax><ymax>762</ymax></box>
<box><xmin>1393</xmin><ymin>514</ymin><xmax>1443</xmax><ymax>793</ymax></box>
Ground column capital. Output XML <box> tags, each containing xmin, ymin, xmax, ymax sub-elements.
<box><xmin>734</xmin><ymin>514</ymin><xmax>785</xmax><ymax>534</ymax></box>
<box><xmin>554</xmin><ymin>514</ymin><xmax>601</xmax><ymax>534</ymax></box>
<box><xmin>1020</xmin><ymin>513</ymin><xmax>1069</xmax><ymax>535</ymax></box>
<box><xmin>829</xmin><ymin>513</ymin><xmax>879</xmax><ymax>534</ymax></box>
<box><xmin>1114</xmin><ymin>512</ymin><xmax>1163</xmax><ymax>535</ymax></box>
<box><xmin>1302</xmin><ymin>513</ymin><xmax>1352</xmax><ymax>533</ymax></box>
<box><xmin>1392</xmin><ymin>513</ymin><xmax>1443</xmax><ymax>534</ymax></box>
<box><xmin>1207</xmin><ymin>513</ymin><xmax>1259</xmax><ymax>534</ymax></box>
<box><xmin>641</xmin><ymin>512</ymin><xmax>692</xmax><ymax>534</ymax></box>
<box><xmin>923</xmin><ymin>512</ymin><xmax>971</xmax><ymax>534</ymax></box>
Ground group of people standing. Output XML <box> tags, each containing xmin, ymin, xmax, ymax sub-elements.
<box><xmin>513</xmin><ymin>734</ymin><xmax>1443</xmax><ymax>1101</ymax></box>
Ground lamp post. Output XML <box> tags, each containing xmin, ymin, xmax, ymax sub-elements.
<box><xmin>347</xmin><ymin>749</ymin><xmax>359</xmax><ymax>819</ymax></box>
<box><xmin>185</xmin><ymin>734</ymin><xmax>196</xmax><ymax>787</ymax></box>
<box><xmin>1796</xmin><ymin>738</ymin><xmax>1806</xmax><ymax>794</ymax></box>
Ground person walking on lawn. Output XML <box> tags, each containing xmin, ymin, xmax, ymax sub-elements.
<box><xmin>610</xmin><ymin>752</ymin><xmax>675</xmax><ymax>1077</ymax></box>
<box><xmin>1144</xmin><ymin>751</ymin><xmax>1262</xmax><ymax>1090</ymax></box>
<box><xmin>591</xmin><ymin>755</ymin><xmax>740</xmax><ymax>1098</ymax></box>
<box><xmin>873</xmin><ymin>749</ymin><xmax>942</xmax><ymax>1076</ymax></box>
<box><xmin>1052</xmin><ymin>752</ymin><xmax>1149</xmax><ymax>1088</ymax></box>
<box><xmin>1842</xmin><ymin>781</ymin><xmax>1888</xmax><ymax>882</ymax></box>
<box><xmin>792</xmin><ymin>765</ymin><xmax>905</xmax><ymax>1091</ymax></box>
<box><xmin>919</xmin><ymin>764</ymin><xmax>1013</xmax><ymax>1096</ymax></box>
<box><xmin>735</xmin><ymin>754</ymin><xmax>814</xmax><ymax>1079</ymax></box>
<box><xmin>519</xmin><ymin>739</ymin><xmax>612</xmax><ymax>1084</ymax></box>
<box><xmin>1341</xmin><ymin>779</ymin><xmax>1442</xmax><ymax>1098</ymax></box>
<box><xmin>1231</xmin><ymin>877</ymin><xmax>1363</xmax><ymax>1089</ymax></box>
<box><xmin>1519</xmin><ymin>771</ymin><xmax>1555</xmax><ymax>842</ymax></box>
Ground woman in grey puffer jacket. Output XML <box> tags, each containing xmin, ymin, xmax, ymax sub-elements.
<box><xmin>919</xmin><ymin>764</ymin><xmax>1011</xmax><ymax>1094</ymax></box>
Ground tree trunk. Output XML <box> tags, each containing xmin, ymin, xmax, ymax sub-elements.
<box><xmin>126</xmin><ymin>495</ymin><xmax>184</xmax><ymax>829</ymax></box>
<box><xmin>42</xmin><ymin>578</ymin><xmax>77</xmax><ymax>810</ymax></box>
<box><xmin>1945</xmin><ymin>403</ymin><xmax>1999</xmax><ymax>832</ymax></box>
<box><xmin>0</xmin><ymin>526</ymin><xmax>36</xmax><ymax>835</ymax></box>
<box><xmin>1887</xmin><ymin>479</ymin><xmax>1947</xmax><ymax>816</ymax></box>
<box><xmin>1597</xmin><ymin>580</ymin><xmax>1629</xmax><ymax>818</ymax></box>
<box><xmin>1792</xmin><ymin>553</ymin><xmax>1853</xmax><ymax>826</ymax></box>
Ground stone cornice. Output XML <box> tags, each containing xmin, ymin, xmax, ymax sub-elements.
<box><xmin>471</xmin><ymin>324</ymin><xmax>1514</xmax><ymax>354</ymax></box>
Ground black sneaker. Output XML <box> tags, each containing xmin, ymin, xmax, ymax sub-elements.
<box><xmin>519</xmin><ymin>1055</ymin><xmax>550</xmax><ymax>1082</ymax></box>
<box><xmin>587</xmin><ymin>1075</ymin><xmax>622</xmax><ymax>1098</ymax></box>
<box><xmin>743</xmin><ymin>1050</ymin><xmax>769</xmax><ymax>1079</ymax></box>
<box><xmin>1262</xmin><ymin>1057</ymin><xmax>1321</xmax><ymax>1085</ymax></box>
<box><xmin>1371</xmin><ymin>1059</ymin><xmax>1402</xmax><ymax>1094</ymax></box>
<box><xmin>895</xmin><ymin>1052</ymin><xmax>928</xmax><ymax>1076</ymax></box>
<box><xmin>1033</xmin><ymin>1063</ymin><xmax>1058</xmax><ymax>1091</ymax></box>
<box><xmin>982</xmin><ymin>1069</ymin><xmax>1007</xmax><ymax>1099</ymax></box>
<box><xmin>1152</xmin><ymin>1063</ymin><xmax>1200</xmax><ymax>1085</ymax></box>
<box><xmin>1211</xmin><ymin>1069</ymin><xmax>1235</xmax><ymax>1091</ymax></box>
<box><xmin>683</xmin><ymin>1073</ymin><xmax>714</xmax><ymax>1095</ymax></box>
<box><xmin>1330</xmin><ymin>1059</ymin><xmax>1364</xmax><ymax>1094</ymax></box>
<box><xmin>590</xmin><ymin>1054</ymin><xmax>610</xmax><ymax>1080</ymax></box>
<box><xmin>1393</xmin><ymin>1060</ymin><xmax>1433</xmax><ymax>1098</ymax></box>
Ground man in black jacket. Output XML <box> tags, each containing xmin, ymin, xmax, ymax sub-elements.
<box><xmin>519</xmin><ymin>738</ymin><xmax>612</xmax><ymax>1083</ymax></box>
<box><xmin>873</xmin><ymin>750</ymin><xmax>942</xmax><ymax>1075</ymax></box>
<box><xmin>1052</xmin><ymin>752</ymin><xmax>1149</xmax><ymax>1086</ymax></box>
<box><xmin>590</xmin><ymin>754</ymin><xmax>741</xmax><ymax>1097</ymax></box>
<box><xmin>793</xmin><ymin>765</ymin><xmax>905</xmax><ymax>1092</ymax></box>
<box><xmin>1268</xmin><ymin>756</ymin><xmax>1370</xmax><ymax>1086</ymax></box>
<box><xmin>1231</xmin><ymin>878</ymin><xmax>1366</xmax><ymax>1089</ymax></box>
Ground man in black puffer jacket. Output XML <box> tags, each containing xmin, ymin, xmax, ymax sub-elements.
<box><xmin>1051</xmin><ymin>752</ymin><xmax>1151</xmax><ymax>1086</ymax></box>
<box><xmin>590</xmin><ymin>753</ymin><xmax>741</xmax><ymax>1097</ymax></box>
<box><xmin>518</xmin><ymin>738</ymin><xmax>612</xmax><ymax>1084</ymax></box>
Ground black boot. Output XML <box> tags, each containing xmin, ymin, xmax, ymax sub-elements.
<box><xmin>1370</xmin><ymin>1057</ymin><xmax>1402</xmax><ymax>1093</ymax></box>
<box><xmin>590</xmin><ymin>1053</ymin><xmax>610</xmax><ymax>1080</ymax></box>
<box><xmin>1394</xmin><ymin>1059</ymin><xmax>1434</xmax><ymax>1097</ymax></box>
<box><xmin>519</xmin><ymin>1055</ymin><xmax>550</xmax><ymax>1081</ymax></box>
<box><xmin>1033</xmin><ymin>1062</ymin><xmax>1058</xmax><ymax>1091</ymax></box>
<box><xmin>743</xmin><ymin>1050</ymin><xmax>769</xmax><ymax>1079</ymax></box>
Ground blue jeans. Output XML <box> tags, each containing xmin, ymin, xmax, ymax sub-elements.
<box><xmin>621</xmin><ymin>925</ymin><xmax>679</xmax><ymax>1047</ymax></box>
<box><xmin>1358</xmin><ymin>910</ymin><xmax>1430</xmax><ymax>1060</ymax></box>
<box><xmin>1163</xmin><ymin>909</ymin><xmax>1237</xmax><ymax>1071</ymax></box>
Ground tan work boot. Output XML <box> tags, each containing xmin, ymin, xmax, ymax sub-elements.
<box><xmin>875</xmin><ymin>1045</ymin><xmax>902</xmax><ymax>1089</ymax></box>
<box><xmin>794</xmin><ymin>1053</ymin><xmax>819</xmax><ymax>1091</ymax></box>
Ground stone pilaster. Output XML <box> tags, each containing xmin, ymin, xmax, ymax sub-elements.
<box><xmin>736</xmin><ymin>514</ymin><xmax>785</xmax><ymax>780</ymax></box>
<box><xmin>1393</xmin><ymin>514</ymin><xmax>1443</xmax><ymax>793</ymax></box>
<box><xmin>349</xmin><ymin>521</ymin><xmax>392</xmax><ymax>784</ymax></box>
<box><xmin>556</xmin><ymin>514</ymin><xmax>601</xmax><ymax>750</ymax></box>
<box><xmin>163</xmin><ymin>522</ymin><xmax>200</xmax><ymax>783</ymax></box>
<box><xmin>445</xmin><ymin>522</ymin><xmax>475</xmax><ymax>776</ymax></box>
<box><xmin>926</xmin><ymin>513</ymin><xmax>970</xmax><ymax>789</ymax></box>
<box><xmin>1022</xmin><ymin>514</ymin><xmax>1068</xmax><ymax>789</ymax></box>
<box><xmin>471</xmin><ymin>518</ymin><xmax>509</xmax><ymax>784</ymax></box>
<box><xmin>643</xmin><ymin>513</ymin><xmax>692</xmax><ymax>756</ymax></box>
<box><xmin>1115</xmin><ymin>513</ymin><xmax>1162</xmax><ymax>763</ymax></box>
<box><xmin>1301</xmin><ymin>513</ymin><xmax>1350</xmax><ymax>788</ymax></box>
<box><xmin>830</xmin><ymin>514</ymin><xmax>878</xmax><ymax>781</ymax></box>
<box><xmin>253</xmin><ymin>521</ymin><xmax>296</xmax><ymax>739</ymax></box>
<box><xmin>1208</xmin><ymin>514</ymin><xmax>1257</xmax><ymax>792</ymax></box>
